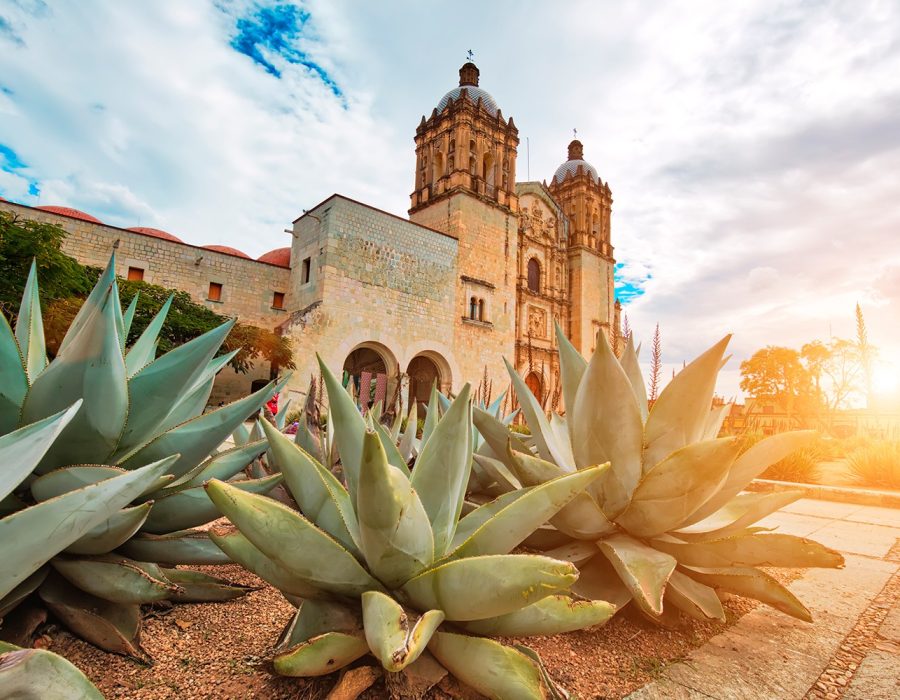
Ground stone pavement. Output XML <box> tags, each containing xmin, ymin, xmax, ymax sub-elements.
<box><xmin>627</xmin><ymin>499</ymin><xmax>900</xmax><ymax>700</ymax></box>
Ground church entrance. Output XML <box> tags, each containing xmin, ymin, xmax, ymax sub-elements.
<box><xmin>406</xmin><ymin>353</ymin><xmax>450</xmax><ymax>411</ymax></box>
<box><xmin>343</xmin><ymin>344</ymin><xmax>393</xmax><ymax>415</ymax></box>
<box><xmin>525</xmin><ymin>371</ymin><xmax>543</xmax><ymax>404</ymax></box>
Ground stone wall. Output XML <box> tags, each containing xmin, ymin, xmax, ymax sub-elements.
<box><xmin>0</xmin><ymin>200</ymin><xmax>291</xmax><ymax>402</ymax></box>
<box><xmin>282</xmin><ymin>196</ymin><xmax>462</xmax><ymax>408</ymax></box>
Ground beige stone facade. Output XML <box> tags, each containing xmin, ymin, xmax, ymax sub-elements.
<box><xmin>0</xmin><ymin>60</ymin><xmax>620</xmax><ymax>415</ymax></box>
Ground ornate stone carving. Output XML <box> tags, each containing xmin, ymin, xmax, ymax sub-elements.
<box><xmin>528</xmin><ymin>305</ymin><xmax>547</xmax><ymax>339</ymax></box>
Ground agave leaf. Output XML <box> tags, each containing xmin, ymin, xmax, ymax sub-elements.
<box><xmin>361</xmin><ymin>590</ymin><xmax>444</xmax><ymax>672</ymax></box>
<box><xmin>644</xmin><ymin>335</ymin><xmax>731</xmax><ymax>470</ymax></box>
<box><xmin>0</xmin><ymin>569</ymin><xmax>48</xmax><ymax>619</ymax></box>
<box><xmin>683</xmin><ymin>565</ymin><xmax>812</xmax><ymax>621</ymax></box>
<box><xmin>702</xmin><ymin>403</ymin><xmax>731</xmax><ymax>441</ymax></box>
<box><xmin>174</xmin><ymin>439</ymin><xmax>268</xmax><ymax>490</ymax></box>
<box><xmin>0</xmin><ymin>646</ymin><xmax>104</xmax><ymax>699</ymax></box>
<box><xmin>209</xmin><ymin>529</ymin><xmax>326</xmax><ymax>599</ymax></box>
<box><xmin>119</xmin><ymin>529</ymin><xmax>231</xmax><ymax>565</ymax></box>
<box><xmin>52</xmin><ymin>555</ymin><xmax>181</xmax><ymax>604</ymax></box>
<box><xmin>507</xmin><ymin>446</ymin><xmax>565</xmax><ymax>486</ymax></box>
<box><xmin>472</xmin><ymin>453</ymin><xmax>521</xmax><ymax>493</ymax></box>
<box><xmin>0</xmin><ymin>458</ymin><xmax>171</xmax><ymax>600</ymax></box>
<box><xmin>472</xmin><ymin>406</ymin><xmax>530</xmax><ymax>473</ymax></box>
<box><xmin>410</xmin><ymin>386</ymin><xmax>472</xmax><ymax>555</ymax></box>
<box><xmin>141</xmin><ymin>473</ymin><xmax>282</xmax><ymax>534</ymax></box>
<box><xmin>117</xmin><ymin>376</ymin><xmax>287</xmax><ymax>477</ymax></box>
<box><xmin>505</xmin><ymin>358</ymin><xmax>573</xmax><ymax>470</ymax></box>
<box><xmin>401</xmin><ymin>554</ymin><xmax>577</xmax><ymax>621</ymax></box>
<box><xmin>398</xmin><ymin>401</ymin><xmax>418</xmax><ymax>461</ymax></box>
<box><xmin>111</xmin><ymin>280</ymin><xmax>126</xmax><ymax>354</ymax></box>
<box><xmin>38</xmin><ymin>573</ymin><xmax>145</xmax><ymax>658</ymax></box>
<box><xmin>674</xmin><ymin>490</ymin><xmax>804</xmax><ymax>541</ymax></box>
<box><xmin>427</xmin><ymin>631</ymin><xmax>550</xmax><ymax>700</ymax></box>
<box><xmin>464</xmin><ymin>594</ymin><xmax>615</xmax><ymax>636</ymax></box>
<box><xmin>0</xmin><ymin>404</ymin><xmax>81</xmax><ymax>502</ymax></box>
<box><xmin>118</xmin><ymin>321</ymin><xmax>234</xmax><ymax>452</ymax></box>
<box><xmin>0</xmin><ymin>313</ymin><xmax>28</xmax><ymax>434</ymax></box>
<box><xmin>124</xmin><ymin>294</ymin><xmax>173</xmax><ymax>376</ymax></box>
<box><xmin>665</xmin><ymin>569</ymin><xmax>725</xmax><ymax>622</ymax></box>
<box><xmin>451</xmin><ymin>489</ymin><xmax>529</xmax><ymax>549</ymax></box>
<box><xmin>15</xmin><ymin>260</ymin><xmax>47</xmax><ymax>380</ymax></box>
<box><xmin>684</xmin><ymin>431</ymin><xmax>816</xmax><ymax>527</ymax></box>
<box><xmin>372</xmin><ymin>419</ymin><xmax>411</xmax><ymax>476</ymax></box>
<box><xmin>155</xmin><ymin>351</ymin><xmax>240</xmax><ymax>436</ymax></box>
<box><xmin>653</xmin><ymin>533</ymin><xmax>844</xmax><ymax>569</ymax></box>
<box><xmin>30</xmin><ymin>460</ymin><xmax>177</xmax><ymax>502</ymax></box>
<box><xmin>598</xmin><ymin>533</ymin><xmax>676</xmax><ymax>617</ymax></box>
<box><xmin>318</xmin><ymin>354</ymin><xmax>367</xmax><ymax>503</ymax></box>
<box><xmin>277</xmin><ymin>598</ymin><xmax>362</xmax><ymax>650</ymax></box>
<box><xmin>232</xmin><ymin>421</ymin><xmax>251</xmax><ymax>447</ymax></box>
<box><xmin>421</xmin><ymin>383</ymin><xmax>440</xmax><ymax>446</ymax></box>
<box><xmin>549</xmin><ymin>413</ymin><xmax>575</xmax><ymax>467</ymax></box>
<box><xmin>160</xmin><ymin>568</ymin><xmax>256</xmax><ymax>602</ymax></box>
<box><xmin>274</xmin><ymin>632</ymin><xmax>369</xmax><ymax>676</ymax></box>
<box><xmin>275</xmin><ymin>398</ymin><xmax>293</xmax><ymax>431</ymax></box>
<box><xmin>390</xmin><ymin>404</ymin><xmax>403</xmax><ymax>441</ymax></box>
<box><xmin>552</xmin><ymin>491</ymin><xmax>617</xmax><ymax>540</ymax></box>
<box><xmin>570</xmin><ymin>553</ymin><xmax>633</xmax><ymax>610</ymax></box>
<box><xmin>619</xmin><ymin>334</ymin><xmax>649</xmax><ymax>424</ymax></box>
<box><xmin>358</xmin><ymin>430</ymin><xmax>434</xmax><ymax>587</ymax></box>
<box><xmin>205</xmin><ymin>479</ymin><xmax>383</xmax><ymax>596</ymax></box>
<box><xmin>542</xmin><ymin>540</ymin><xmax>601</xmax><ymax>567</ymax></box>
<box><xmin>21</xmin><ymin>288</ymin><xmax>128</xmax><ymax>470</ymax></box>
<box><xmin>58</xmin><ymin>254</ymin><xmax>116</xmax><ymax>355</ymax></box>
<box><xmin>261</xmin><ymin>420</ymin><xmax>360</xmax><ymax>555</ymax></box>
<box><xmin>450</xmin><ymin>465</ymin><xmax>608</xmax><ymax>559</ymax></box>
<box><xmin>65</xmin><ymin>503</ymin><xmax>152</xmax><ymax>555</ymax></box>
<box><xmin>616</xmin><ymin>437</ymin><xmax>740</xmax><ymax>538</ymax></box>
<box><xmin>121</xmin><ymin>292</ymin><xmax>139</xmax><ymax>341</ymax></box>
<box><xmin>554</xmin><ymin>320</ymin><xmax>587</xmax><ymax>443</ymax></box>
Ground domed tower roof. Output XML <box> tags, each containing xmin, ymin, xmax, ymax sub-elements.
<box><xmin>552</xmin><ymin>140</ymin><xmax>599</xmax><ymax>184</ymax></box>
<box><xmin>128</xmin><ymin>226</ymin><xmax>184</xmax><ymax>243</ymax></box>
<box><xmin>203</xmin><ymin>244</ymin><xmax>250</xmax><ymax>259</ymax></box>
<box><xmin>37</xmin><ymin>205</ymin><xmax>104</xmax><ymax>224</ymax></box>
<box><xmin>435</xmin><ymin>62</ymin><xmax>499</xmax><ymax>116</ymax></box>
<box><xmin>257</xmin><ymin>247</ymin><xmax>291</xmax><ymax>267</ymax></box>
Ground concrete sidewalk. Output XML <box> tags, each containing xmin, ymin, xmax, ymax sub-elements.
<box><xmin>627</xmin><ymin>499</ymin><xmax>900</xmax><ymax>700</ymax></box>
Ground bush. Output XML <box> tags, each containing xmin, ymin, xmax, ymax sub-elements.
<box><xmin>847</xmin><ymin>441</ymin><xmax>900</xmax><ymax>490</ymax></box>
<box><xmin>762</xmin><ymin>443</ymin><xmax>826</xmax><ymax>483</ymax></box>
<box><xmin>510</xmin><ymin>422</ymin><xmax>531</xmax><ymax>436</ymax></box>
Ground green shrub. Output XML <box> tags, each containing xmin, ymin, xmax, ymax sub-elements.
<box><xmin>847</xmin><ymin>441</ymin><xmax>900</xmax><ymax>490</ymax></box>
<box><xmin>761</xmin><ymin>444</ymin><xmax>825</xmax><ymax>483</ymax></box>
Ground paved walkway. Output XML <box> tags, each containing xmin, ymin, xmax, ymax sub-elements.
<box><xmin>627</xmin><ymin>499</ymin><xmax>900</xmax><ymax>700</ymax></box>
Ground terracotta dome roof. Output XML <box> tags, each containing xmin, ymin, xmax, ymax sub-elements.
<box><xmin>257</xmin><ymin>247</ymin><xmax>291</xmax><ymax>267</ymax></box>
<box><xmin>37</xmin><ymin>205</ymin><xmax>104</xmax><ymax>224</ymax></box>
<box><xmin>128</xmin><ymin>226</ymin><xmax>184</xmax><ymax>243</ymax></box>
<box><xmin>203</xmin><ymin>244</ymin><xmax>251</xmax><ymax>259</ymax></box>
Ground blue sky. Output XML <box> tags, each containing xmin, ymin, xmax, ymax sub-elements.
<box><xmin>1</xmin><ymin>0</ymin><xmax>899</xmax><ymax>398</ymax></box>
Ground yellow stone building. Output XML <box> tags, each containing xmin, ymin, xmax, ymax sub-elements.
<box><xmin>0</xmin><ymin>61</ymin><xmax>620</xmax><ymax>414</ymax></box>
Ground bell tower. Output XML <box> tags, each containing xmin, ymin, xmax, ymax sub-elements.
<box><xmin>548</xmin><ymin>139</ymin><xmax>616</xmax><ymax>356</ymax></box>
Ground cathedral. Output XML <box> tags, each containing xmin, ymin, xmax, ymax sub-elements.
<box><xmin>0</xmin><ymin>61</ymin><xmax>619</xmax><ymax>413</ymax></box>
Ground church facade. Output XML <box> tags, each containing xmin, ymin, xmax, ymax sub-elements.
<box><xmin>0</xmin><ymin>61</ymin><xmax>619</xmax><ymax>413</ymax></box>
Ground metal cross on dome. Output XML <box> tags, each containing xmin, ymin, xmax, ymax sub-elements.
<box><xmin>467</xmin><ymin>49</ymin><xmax>474</xmax><ymax>61</ymax></box>
<box><xmin>573</xmin><ymin>127</ymin><xmax>578</xmax><ymax>139</ymax></box>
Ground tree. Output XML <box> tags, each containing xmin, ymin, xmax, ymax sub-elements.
<box><xmin>739</xmin><ymin>346</ymin><xmax>819</xmax><ymax>427</ymax></box>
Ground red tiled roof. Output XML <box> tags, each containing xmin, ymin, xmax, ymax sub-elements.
<box><xmin>257</xmin><ymin>247</ymin><xmax>291</xmax><ymax>267</ymax></box>
<box><xmin>37</xmin><ymin>205</ymin><xmax>104</xmax><ymax>224</ymax></box>
<box><xmin>203</xmin><ymin>244</ymin><xmax>251</xmax><ymax>259</ymax></box>
<box><xmin>127</xmin><ymin>226</ymin><xmax>184</xmax><ymax>243</ymax></box>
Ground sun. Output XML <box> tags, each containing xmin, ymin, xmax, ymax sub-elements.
<box><xmin>872</xmin><ymin>361</ymin><xmax>900</xmax><ymax>395</ymax></box>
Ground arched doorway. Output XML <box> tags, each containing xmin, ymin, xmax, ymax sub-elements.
<box><xmin>343</xmin><ymin>345</ymin><xmax>391</xmax><ymax>414</ymax></box>
<box><xmin>525</xmin><ymin>371</ymin><xmax>543</xmax><ymax>404</ymax></box>
<box><xmin>406</xmin><ymin>352</ymin><xmax>451</xmax><ymax>412</ymax></box>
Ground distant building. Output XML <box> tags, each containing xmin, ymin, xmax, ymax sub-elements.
<box><xmin>0</xmin><ymin>62</ymin><xmax>620</xmax><ymax>412</ymax></box>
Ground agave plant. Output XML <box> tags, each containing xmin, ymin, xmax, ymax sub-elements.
<box><xmin>0</xmin><ymin>256</ymin><xmax>288</xmax><ymax>656</ymax></box>
<box><xmin>205</xmin><ymin>357</ymin><xmax>616</xmax><ymax>699</ymax></box>
<box><xmin>1</xmin><ymin>641</ymin><xmax>104</xmax><ymax>699</ymax></box>
<box><xmin>472</xmin><ymin>324</ymin><xmax>844</xmax><ymax>626</ymax></box>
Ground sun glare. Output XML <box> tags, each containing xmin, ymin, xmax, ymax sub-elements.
<box><xmin>872</xmin><ymin>361</ymin><xmax>900</xmax><ymax>395</ymax></box>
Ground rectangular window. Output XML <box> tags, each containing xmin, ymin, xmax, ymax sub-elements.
<box><xmin>272</xmin><ymin>291</ymin><xmax>285</xmax><ymax>309</ymax></box>
<box><xmin>208</xmin><ymin>282</ymin><xmax>223</xmax><ymax>302</ymax></box>
<box><xmin>301</xmin><ymin>257</ymin><xmax>311</xmax><ymax>284</ymax></box>
<box><xmin>126</xmin><ymin>266</ymin><xmax>144</xmax><ymax>281</ymax></box>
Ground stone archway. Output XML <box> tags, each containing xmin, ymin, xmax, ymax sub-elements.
<box><xmin>525</xmin><ymin>371</ymin><xmax>543</xmax><ymax>404</ymax></box>
<box><xmin>343</xmin><ymin>342</ymin><xmax>398</xmax><ymax>414</ymax></box>
<box><xmin>406</xmin><ymin>352</ymin><xmax>452</xmax><ymax>411</ymax></box>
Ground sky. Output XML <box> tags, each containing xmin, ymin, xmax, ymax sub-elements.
<box><xmin>1</xmin><ymin>0</ymin><xmax>898</xmax><ymax>400</ymax></box>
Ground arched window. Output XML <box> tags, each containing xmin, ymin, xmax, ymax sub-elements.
<box><xmin>433</xmin><ymin>152</ymin><xmax>445</xmax><ymax>182</ymax></box>
<box><xmin>469</xmin><ymin>296</ymin><xmax>478</xmax><ymax>320</ymax></box>
<box><xmin>527</xmin><ymin>258</ymin><xmax>541</xmax><ymax>293</ymax></box>
<box><xmin>478</xmin><ymin>298</ymin><xmax>485</xmax><ymax>321</ymax></box>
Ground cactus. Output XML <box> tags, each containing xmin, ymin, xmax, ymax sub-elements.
<box><xmin>0</xmin><ymin>256</ymin><xmax>287</xmax><ymax>656</ymax></box>
<box><xmin>472</xmin><ymin>324</ymin><xmax>844</xmax><ymax>625</ymax></box>
<box><xmin>206</xmin><ymin>356</ymin><xmax>615</xmax><ymax>699</ymax></box>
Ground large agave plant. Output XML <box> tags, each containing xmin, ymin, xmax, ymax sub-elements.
<box><xmin>205</xmin><ymin>357</ymin><xmax>615</xmax><ymax>699</ymax></box>
<box><xmin>473</xmin><ymin>325</ymin><xmax>844</xmax><ymax>626</ymax></box>
<box><xmin>0</xmin><ymin>256</ymin><xmax>287</xmax><ymax>656</ymax></box>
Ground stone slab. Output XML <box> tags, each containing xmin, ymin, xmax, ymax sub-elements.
<box><xmin>843</xmin><ymin>648</ymin><xmax>900</xmax><ymax>700</ymax></box>
<box><xmin>781</xmin><ymin>499</ymin><xmax>863</xmax><ymax>520</ymax></box>
<box><xmin>807</xmin><ymin>520</ymin><xmax>899</xmax><ymax>558</ymax></box>
<box><xmin>625</xmin><ymin>677</ymin><xmax>716</xmax><ymax>699</ymax></box>
<box><xmin>756</xmin><ymin>511</ymin><xmax>832</xmax><ymax>538</ymax></box>
<box><xmin>844</xmin><ymin>504</ymin><xmax>900</xmax><ymax>529</ymax></box>
<box><xmin>880</xmin><ymin>604</ymin><xmax>900</xmax><ymax>643</ymax></box>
